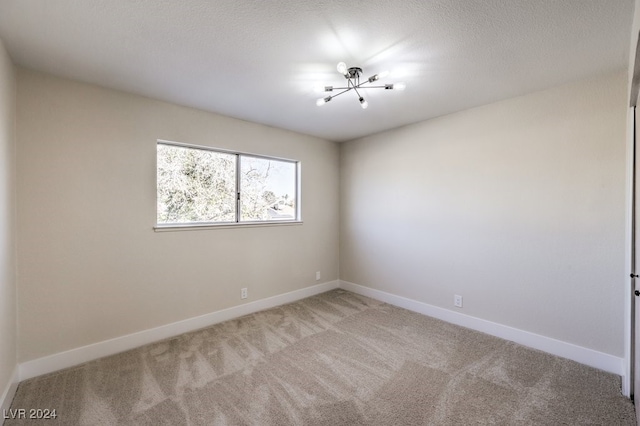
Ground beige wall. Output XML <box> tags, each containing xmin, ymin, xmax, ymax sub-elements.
<box><xmin>340</xmin><ymin>72</ymin><xmax>628</xmax><ymax>356</ymax></box>
<box><xmin>16</xmin><ymin>69</ymin><xmax>340</xmax><ymax>362</ymax></box>
<box><xmin>13</xmin><ymin>65</ymin><xmax>628</xmax><ymax>366</ymax></box>
<box><xmin>0</xmin><ymin>39</ymin><xmax>16</xmax><ymax>397</ymax></box>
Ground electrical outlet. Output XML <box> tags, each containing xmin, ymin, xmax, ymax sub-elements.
<box><xmin>316</xmin><ymin>271</ymin><xmax>321</xmax><ymax>281</ymax></box>
<box><xmin>454</xmin><ymin>294</ymin><xmax>463</xmax><ymax>308</ymax></box>
<box><xmin>241</xmin><ymin>288</ymin><xmax>248</xmax><ymax>299</ymax></box>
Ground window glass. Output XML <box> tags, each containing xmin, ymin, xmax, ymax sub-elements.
<box><xmin>157</xmin><ymin>144</ymin><xmax>236</xmax><ymax>224</ymax></box>
<box><xmin>240</xmin><ymin>156</ymin><xmax>297</xmax><ymax>222</ymax></box>
<box><xmin>156</xmin><ymin>142</ymin><xmax>299</xmax><ymax>227</ymax></box>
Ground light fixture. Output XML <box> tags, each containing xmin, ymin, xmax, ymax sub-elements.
<box><xmin>316</xmin><ymin>62</ymin><xmax>405</xmax><ymax>109</ymax></box>
<box><xmin>316</xmin><ymin>96</ymin><xmax>331</xmax><ymax>106</ymax></box>
<box><xmin>337</xmin><ymin>61</ymin><xmax>348</xmax><ymax>75</ymax></box>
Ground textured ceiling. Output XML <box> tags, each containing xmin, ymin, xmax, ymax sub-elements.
<box><xmin>0</xmin><ymin>0</ymin><xmax>634</xmax><ymax>142</ymax></box>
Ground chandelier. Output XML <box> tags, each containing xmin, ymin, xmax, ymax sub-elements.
<box><xmin>316</xmin><ymin>62</ymin><xmax>405</xmax><ymax>109</ymax></box>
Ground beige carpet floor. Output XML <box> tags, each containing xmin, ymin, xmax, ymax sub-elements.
<box><xmin>6</xmin><ymin>289</ymin><xmax>636</xmax><ymax>425</ymax></box>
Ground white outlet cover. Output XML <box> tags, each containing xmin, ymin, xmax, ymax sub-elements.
<box><xmin>454</xmin><ymin>295</ymin><xmax>463</xmax><ymax>308</ymax></box>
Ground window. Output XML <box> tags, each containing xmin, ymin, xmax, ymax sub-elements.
<box><xmin>156</xmin><ymin>141</ymin><xmax>299</xmax><ymax>227</ymax></box>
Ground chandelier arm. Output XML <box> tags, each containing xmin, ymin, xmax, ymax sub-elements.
<box><xmin>331</xmin><ymin>85</ymin><xmax>389</xmax><ymax>90</ymax></box>
<box><xmin>327</xmin><ymin>87</ymin><xmax>353</xmax><ymax>100</ymax></box>
<box><xmin>347</xmin><ymin>78</ymin><xmax>362</xmax><ymax>100</ymax></box>
<box><xmin>355</xmin><ymin>85</ymin><xmax>389</xmax><ymax>89</ymax></box>
<box><xmin>354</xmin><ymin>79</ymin><xmax>375</xmax><ymax>89</ymax></box>
<box><xmin>352</xmin><ymin>85</ymin><xmax>363</xmax><ymax>99</ymax></box>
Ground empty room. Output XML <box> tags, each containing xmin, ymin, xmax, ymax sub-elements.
<box><xmin>2</xmin><ymin>0</ymin><xmax>640</xmax><ymax>424</ymax></box>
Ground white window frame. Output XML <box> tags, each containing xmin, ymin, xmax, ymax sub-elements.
<box><xmin>154</xmin><ymin>140</ymin><xmax>302</xmax><ymax>231</ymax></box>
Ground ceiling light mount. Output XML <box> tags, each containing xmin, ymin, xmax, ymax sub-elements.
<box><xmin>316</xmin><ymin>62</ymin><xmax>405</xmax><ymax>109</ymax></box>
<box><xmin>345</xmin><ymin>67</ymin><xmax>363</xmax><ymax>80</ymax></box>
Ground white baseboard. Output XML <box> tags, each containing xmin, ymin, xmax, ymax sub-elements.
<box><xmin>0</xmin><ymin>366</ymin><xmax>19</xmax><ymax>423</ymax></box>
<box><xmin>19</xmin><ymin>281</ymin><xmax>339</xmax><ymax>382</ymax></box>
<box><xmin>339</xmin><ymin>280</ymin><xmax>625</xmax><ymax>380</ymax></box>
<box><xmin>17</xmin><ymin>279</ymin><xmax>627</xmax><ymax>396</ymax></box>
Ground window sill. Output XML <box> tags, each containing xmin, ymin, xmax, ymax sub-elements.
<box><xmin>154</xmin><ymin>220</ymin><xmax>303</xmax><ymax>232</ymax></box>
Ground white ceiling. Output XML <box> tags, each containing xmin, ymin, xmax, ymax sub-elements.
<box><xmin>0</xmin><ymin>0</ymin><xmax>634</xmax><ymax>142</ymax></box>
